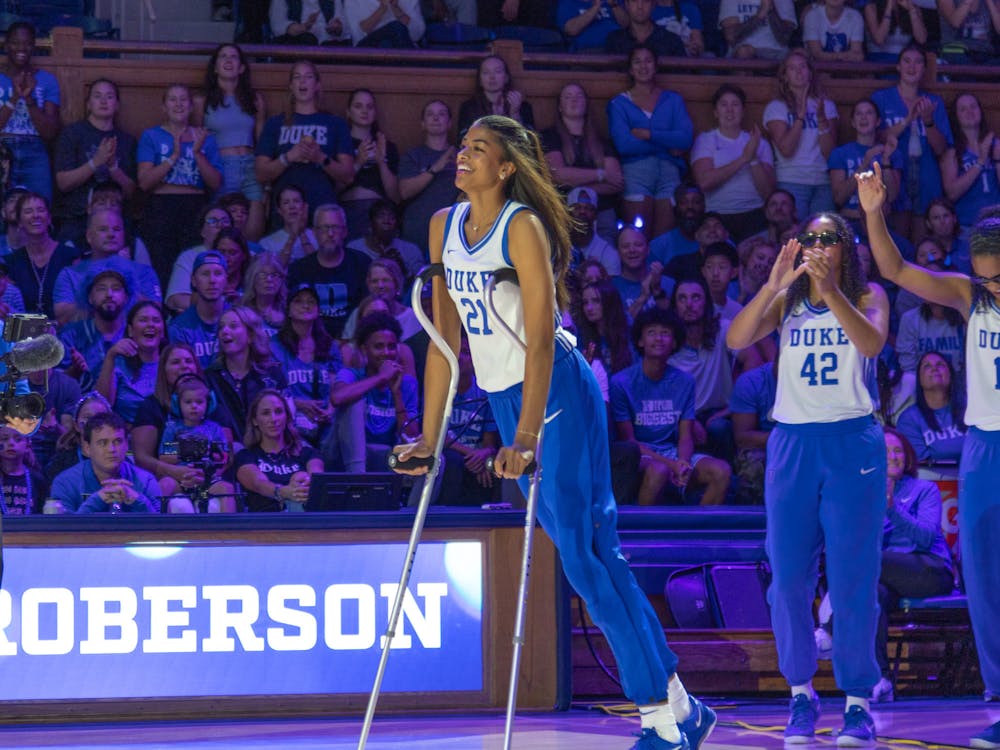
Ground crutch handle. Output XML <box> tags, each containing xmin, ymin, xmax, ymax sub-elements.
<box><xmin>416</xmin><ymin>262</ymin><xmax>446</xmax><ymax>284</ymax></box>
<box><xmin>387</xmin><ymin>453</ymin><xmax>436</xmax><ymax>471</ymax></box>
<box><xmin>492</xmin><ymin>267</ymin><xmax>519</xmax><ymax>286</ymax></box>
<box><xmin>485</xmin><ymin>455</ymin><xmax>538</xmax><ymax>476</ymax></box>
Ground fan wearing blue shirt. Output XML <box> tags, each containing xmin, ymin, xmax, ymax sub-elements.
<box><xmin>611</xmin><ymin>307</ymin><xmax>731</xmax><ymax>505</ymax></box>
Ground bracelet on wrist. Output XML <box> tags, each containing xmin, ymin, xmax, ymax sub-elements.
<box><xmin>273</xmin><ymin>484</ymin><xmax>283</xmax><ymax>503</ymax></box>
<box><xmin>88</xmin><ymin>158</ymin><xmax>97</xmax><ymax>172</ymax></box>
<box><xmin>516</xmin><ymin>428</ymin><xmax>539</xmax><ymax>440</ymax></box>
<box><xmin>596</xmin><ymin>167</ymin><xmax>606</xmax><ymax>182</ymax></box>
<box><xmin>279</xmin><ymin>153</ymin><xmax>289</xmax><ymax>167</ymax></box>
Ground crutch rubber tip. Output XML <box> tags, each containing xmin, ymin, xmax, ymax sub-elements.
<box><xmin>387</xmin><ymin>453</ymin><xmax>436</xmax><ymax>471</ymax></box>
<box><xmin>485</xmin><ymin>456</ymin><xmax>538</xmax><ymax>476</ymax></box>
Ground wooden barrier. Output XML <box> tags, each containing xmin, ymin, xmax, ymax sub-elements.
<box><xmin>30</xmin><ymin>28</ymin><xmax>1000</xmax><ymax>159</ymax></box>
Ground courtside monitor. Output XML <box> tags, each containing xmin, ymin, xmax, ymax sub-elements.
<box><xmin>306</xmin><ymin>472</ymin><xmax>403</xmax><ymax>512</ymax></box>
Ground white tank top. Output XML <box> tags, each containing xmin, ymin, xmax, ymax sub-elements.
<box><xmin>773</xmin><ymin>298</ymin><xmax>873</xmax><ymax>424</ymax></box>
<box><xmin>965</xmin><ymin>296</ymin><xmax>1000</xmax><ymax>430</ymax></box>
<box><xmin>442</xmin><ymin>200</ymin><xmax>568</xmax><ymax>393</ymax></box>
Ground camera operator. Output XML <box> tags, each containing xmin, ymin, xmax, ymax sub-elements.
<box><xmin>0</xmin><ymin>316</ymin><xmax>43</xmax><ymax>436</ymax></box>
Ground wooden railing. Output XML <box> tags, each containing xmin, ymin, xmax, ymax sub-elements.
<box><xmin>17</xmin><ymin>28</ymin><xmax>1000</xmax><ymax>157</ymax></box>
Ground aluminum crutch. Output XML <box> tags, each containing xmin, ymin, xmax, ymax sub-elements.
<box><xmin>485</xmin><ymin>268</ymin><xmax>545</xmax><ymax>750</ymax></box>
<box><xmin>357</xmin><ymin>263</ymin><xmax>460</xmax><ymax>750</ymax></box>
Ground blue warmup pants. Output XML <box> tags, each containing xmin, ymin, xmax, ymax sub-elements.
<box><xmin>489</xmin><ymin>343</ymin><xmax>678</xmax><ymax>705</ymax></box>
<box><xmin>959</xmin><ymin>427</ymin><xmax>1000</xmax><ymax>695</ymax></box>
<box><xmin>765</xmin><ymin>416</ymin><xmax>885</xmax><ymax>697</ymax></box>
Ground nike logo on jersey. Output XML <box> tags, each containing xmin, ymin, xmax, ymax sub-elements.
<box><xmin>860</xmin><ymin>467</ymin><xmax>877</xmax><ymax>475</ymax></box>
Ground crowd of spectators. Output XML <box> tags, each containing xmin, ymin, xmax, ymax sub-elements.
<box><xmin>0</xmin><ymin>6</ymin><xmax>990</xmax><ymax>515</ymax></box>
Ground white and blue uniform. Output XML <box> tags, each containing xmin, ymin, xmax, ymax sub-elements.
<box><xmin>767</xmin><ymin>297</ymin><xmax>886</xmax><ymax>697</ymax></box>
<box><xmin>442</xmin><ymin>200</ymin><xmax>678</xmax><ymax>705</ymax></box>
<box><xmin>959</xmin><ymin>294</ymin><xmax>1000</xmax><ymax>697</ymax></box>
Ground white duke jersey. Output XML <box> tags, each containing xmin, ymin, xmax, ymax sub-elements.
<box><xmin>443</xmin><ymin>200</ymin><xmax>567</xmax><ymax>393</ymax></box>
<box><xmin>773</xmin><ymin>299</ymin><xmax>873</xmax><ymax>424</ymax></box>
<box><xmin>965</xmin><ymin>297</ymin><xmax>1000</xmax><ymax>430</ymax></box>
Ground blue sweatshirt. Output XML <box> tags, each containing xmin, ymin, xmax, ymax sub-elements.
<box><xmin>884</xmin><ymin>475</ymin><xmax>953</xmax><ymax>566</ymax></box>
<box><xmin>607</xmin><ymin>90</ymin><xmax>692</xmax><ymax>172</ymax></box>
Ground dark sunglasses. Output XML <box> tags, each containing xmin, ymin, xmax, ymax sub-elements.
<box><xmin>971</xmin><ymin>272</ymin><xmax>1000</xmax><ymax>287</ymax></box>
<box><xmin>797</xmin><ymin>230</ymin><xmax>840</xmax><ymax>248</ymax></box>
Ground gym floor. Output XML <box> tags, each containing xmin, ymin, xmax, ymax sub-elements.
<box><xmin>0</xmin><ymin>697</ymin><xmax>993</xmax><ymax>749</ymax></box>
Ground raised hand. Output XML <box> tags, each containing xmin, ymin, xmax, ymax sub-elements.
<box><xmin>855</xmin><ymin>161</ymin><xmax>887</xmax><ymax>215</ymax></box>
<box><xmin>766</xmin><ymin>237</ymin><xmax>809</xmax><ymax>294</ymax></box>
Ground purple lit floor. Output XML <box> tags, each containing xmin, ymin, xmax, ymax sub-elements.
<box><xmin>0</xmin><ymin>698</ymin><xmax>995</xmax><ymax>749</ymax></box>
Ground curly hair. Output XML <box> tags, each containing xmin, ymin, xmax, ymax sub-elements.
<box><xmin>469</xmin><ymin>115</ymin><xmax>574</xmax><ymax>311</ymax></box>
<box><xmin>784</xmin><ymin>213</ymin><xmax>868</xmax><ymax>317</ymax></box>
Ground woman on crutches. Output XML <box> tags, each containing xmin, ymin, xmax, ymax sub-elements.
<box><xmin>393</xmin><ymin>114</ymin><xmax>715</xmax><ymax>750</ymax></box>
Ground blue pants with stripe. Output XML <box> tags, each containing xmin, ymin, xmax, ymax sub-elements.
<box><xmin>488</xmin><ymin>344</ymin><xmax>678</xmax><ymax>705</ymax></box>
<box><xmin>959</xmin><ymin>427</ymin><xmax>1000</xmax><ymax>694</ymax></box>
<box><xmin>764</xmin><ymin>416</ymin><xmax>885</xmax><ymax>697</ymax></box>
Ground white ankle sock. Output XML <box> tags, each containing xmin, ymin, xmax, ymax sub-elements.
<box><xmin>638</xmin><ymin>702</ymin><xmax>681</xmax><ymax>743</ymax></box>
<box><xmin>846</xmin><ymin>695</ymin><xmax>869</xmax><ymax>712</ymax></box>
<box><xmin>668</xmin><ymin>675</ymin><xmax>692</xmax><ymax>723</ymax></box>
<box><xmin>791</xmin><ymin>683</ymin><xmax>816</xmax><ymax>699</ymax></box>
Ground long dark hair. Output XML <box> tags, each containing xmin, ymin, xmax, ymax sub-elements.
<box><xmin>671</xmin><ymin>275</ymin><xmax>721</xmax><ymax>350</ymax></box>
<box><xmin>574</xmin><ymin>279</ymin><xmax>632</xmax><ymax>374</ymax></box>
<box><xmin>554</xmin><ymin>83</ymin><xmax>605</xmax><ymax>168</ymax></box>
<box><xmin>872</xmin><ymin>0</ymin><xmax>915</xmax><ymax>35</ymax></box>
<box><xmin>952</xmin><ymin>93</ymin><xmax>989</xmax><ymax>160</ymax></box>
<box><xmin>471</xmin><ymin>115</ymin><xmax>573</xmax><ymax>311</ymax></box>
<box><xmin>914</xmin><ymin>351</ymin><xmax>967</xmax><ymax>434</ymax></box>
<box><xmin>347</xmin><ymin>88</ymin><xmax>382</xmax><ymax>136</ymax></box>
<box><xmin>277</xmin><ymin>296</ymin><xmax>336</xmax><ymax>362</ymax></box>
<box><xmin>203</xmin><ymin>43</ymin><xmax>257</xmax><ymax>115</ymax></box>
<box><xmin>123</xmin><ymin>300</ymin><xmax>166</xmax><ymax>376</ymax></box>
<box><xmin>919</xmin><ymin>299</ymin><xmax>965</xmax><ymax>328</ymax></box>
<box><xmin>473</xmin><ymin>56</ymin><xmax>513</xmax><ymax>116</ymax></box>
<box><xmin>784</xmin><ymin>213</ymin><xmax>868</xmax><ymax>317</ymax></box>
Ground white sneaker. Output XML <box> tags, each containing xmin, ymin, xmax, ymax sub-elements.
<box><xmin>871</xmin><ymin>677</ymin><xmax>894</xmax><ymax>703</ymax></box>
<box><xmin>814</xmin><ymin>627</ymin><xmax>833</xmax><ymax>659</ymax></box>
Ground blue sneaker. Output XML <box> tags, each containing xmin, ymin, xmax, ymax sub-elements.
<box><xmin>630</xmin><ymin>727</ymin><xmax>691</xmax><ymax>750</ymax></box>
<box><xmin>784</xmin><ymin>694</ymin><xmax>820</xmax><ymax>744</ymax></box>
<box><xmin>679</xmin><ymin>696</ymin><xmax>717</xmax><ymax>750</ymax></box>
<box><xmin>836</xmin><ymin>705</ymin><xmax>876</xmax><ymax>747</ymax></box>
<box><xmin>971</xmin><ymin>719</ymin><xmax>1000</xmax><ymax>749</ymax></box>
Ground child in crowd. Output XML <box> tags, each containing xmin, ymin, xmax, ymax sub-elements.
<box><xmin>0</xmin><ymin>426</ymin><xmax>48</xmax><ymax>515</ymax></box>
<box><xmin>157</xmin><ymin>374</ymin><xmax>235</xmax><ymax>512</ymax></box>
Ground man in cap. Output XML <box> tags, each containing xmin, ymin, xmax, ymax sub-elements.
<box><xmin>167</xmin><ymin>251</ymin><xmax>228</xmax><ymax>368</ymax></box>
<box><xmin>58</xmin><ymin>267</ymin><xmax>130</xmax><ymax>390</ymax></box>
<box><xmin>568</xmin><ymin>186</ymin><xmax>620</xmax><ymax>274</ymax></box>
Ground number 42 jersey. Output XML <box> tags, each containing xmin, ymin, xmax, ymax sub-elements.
<box><xmin>442</xmin><ymin>200</ymin><xmax>566</xmax><ymax>394</ymax></box>
<box><xmin>773</xmin><ymin>298</ymin><xmax>873</xmax><ymax>424</ymax></box>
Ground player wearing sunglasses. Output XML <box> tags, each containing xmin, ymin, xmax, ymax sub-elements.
<box><xmin>727</xmin><ymin>210</ymin><xmax>890</xmax><ymax>746</ymax></box>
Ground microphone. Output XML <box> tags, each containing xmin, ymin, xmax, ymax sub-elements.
<box><xmin>0</xmin><ymin>335</ymin><xmax>65</xmax><ymax>377</ymax></box>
